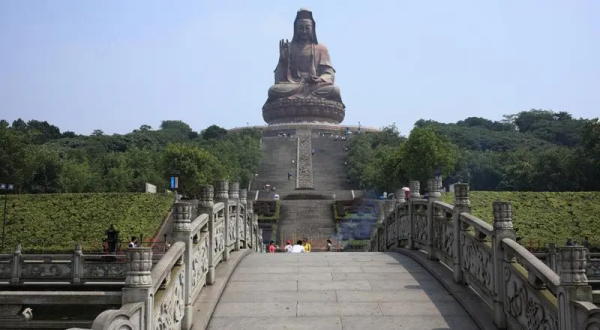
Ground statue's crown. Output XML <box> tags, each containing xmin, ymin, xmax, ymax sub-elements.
<box><xmin>296</xmin><ymin>8</ymin><xmax>313</xmax><ymax>20</ymax></box>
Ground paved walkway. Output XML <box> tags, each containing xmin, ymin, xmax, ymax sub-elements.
<box><xmin>207</xmin><ymin>252</ymin><xmax>479</xmax><ymax>330</ymax></box>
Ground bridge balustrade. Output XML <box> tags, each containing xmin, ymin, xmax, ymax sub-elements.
<box><xmin>56</xmin><ymin>181</ymin><xmax>264</xmax><ymax>330</ymax></box>
<box><xmin>370</xmin><ymin>178</ymin><xmax>600</xmax><ymax>330</ymax></box>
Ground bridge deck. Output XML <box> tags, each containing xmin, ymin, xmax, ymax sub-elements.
<box><xmin>207</xmin><ymin>252</ymin><xmax>479</xmax><ymax>330</ymax></box>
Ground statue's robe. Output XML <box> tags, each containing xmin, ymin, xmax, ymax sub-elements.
<box><xmin>267</xmin><ymin>42</ymin><xmax>343</xmax><ymax>103</ymax></box>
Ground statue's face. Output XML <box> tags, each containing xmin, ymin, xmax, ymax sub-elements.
<box><xmin>295</xmin><ymin>19</ymin><xmax>313</xmax><ymax>41</ymax></box>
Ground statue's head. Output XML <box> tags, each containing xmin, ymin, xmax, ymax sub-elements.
<box><xmin>292</xmin><ymin>8</ymin><xmax>318</xmax><ymax>44</ymax></box>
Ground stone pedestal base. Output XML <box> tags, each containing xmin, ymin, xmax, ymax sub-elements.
<box><xmin>262</xmin><ymin>98</ymin><xmax>345</xmax><ymax>125</ymax></box>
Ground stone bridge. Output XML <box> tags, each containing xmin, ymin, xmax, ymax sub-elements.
<box><xmin>1</xmin><ymin>179</ymin><xmax>600</xmax><ymax>329</ymax></box>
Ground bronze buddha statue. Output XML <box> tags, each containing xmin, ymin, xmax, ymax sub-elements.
<box><xmin>262</xmin><ymin>9</ymin><xmax>345</xmax><ymax>125</ymax></box>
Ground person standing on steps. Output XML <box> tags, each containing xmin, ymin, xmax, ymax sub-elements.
<box><xmin>326</xmin><ymin>239</ymin><xmax>332</xmax><ymax>252</ymax></box>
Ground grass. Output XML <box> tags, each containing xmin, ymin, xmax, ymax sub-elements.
<box><xmin>1</xmin><ymin>193</ymin><xmax>174</xmax><ymax>253</ymax></box>
<box><xmin>441</xmin><ymin>191</ymin><xmax>600</xmax><ymax>247</ymax></box>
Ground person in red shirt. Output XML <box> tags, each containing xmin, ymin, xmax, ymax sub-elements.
<box><xmin>268</xmin><ymin>241</ymin><xmax>277</xmax><ymax>253</ymax></box>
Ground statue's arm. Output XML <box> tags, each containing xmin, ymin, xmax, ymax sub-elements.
<box><xmin>318</xmin><ymin>66</ymin><xmax>335</xmax><ymax>84</ymax></box>
<box><xmin>273</xmin><ymin>60</ymin><xmax>287</xmax><ymax>84</ymax></box>
<box><xmin>316</xmin><ymin>44</ymin><xmax>336</xmax><ymax>84</ymax></box>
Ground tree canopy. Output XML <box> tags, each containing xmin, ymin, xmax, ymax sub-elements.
<box><xmin>346</xmin><ymin>110</ymin><xmax>600</xmax><ymax>194</ymax></box>
<box><xmin>0</xmin><ymin>119</ymin><xmax>262</xmax><ymax>196</ymax></box>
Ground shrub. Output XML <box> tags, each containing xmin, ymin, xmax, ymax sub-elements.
<box><xmin>441</xmin><ymin>191</ymin><xmax>600</xmax><ymax>247</ymax></box>
<box><xmin>2</xmin><ymin>193</ymin><xmax>174</xmax><ymax>253</ymax></box>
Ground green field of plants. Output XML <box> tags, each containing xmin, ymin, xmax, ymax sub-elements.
<box><xmin>1</xmin><ymin>193</ymin><xmax>174</xmax><ymax>253</ymax></box>
<box><xmin>441</xmin><ymin>191</ymin><xmax>600</xmax><ymax>248</ymax></box>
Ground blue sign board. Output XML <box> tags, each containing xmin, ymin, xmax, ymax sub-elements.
<box><xmin>170</xmin><ymin>176</ymin><xmax>179</xmax><ymax>189</ymax></box>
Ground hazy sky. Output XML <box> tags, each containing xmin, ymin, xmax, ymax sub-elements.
<box><xmin>1</xmin><ymin>1</ymin><xmax>598</xmax><ymax>136</ymax></box>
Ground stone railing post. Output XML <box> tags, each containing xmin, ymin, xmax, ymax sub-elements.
<box><xmin>215</xmin><ymin>180</ymin><xmax>230</xmax><ymax>261</ymax></box>
<box><xmin>426</xmin><ymin>177</ymin><xmax>441</xmax><ymax>260</ymax></box>
<box><xmin>377</xmin><ymin>204</ymin><xmax>386</xmax><ymax>249</ymax></box>
<box><xmin>171</xmin><ymin>202</ymin><xmax>193</xmax><ymax>330</ymax></box>
<box><xmin>10</xmin><ymin>244</ymin><xmax>21</xmax><ymax>285</ymax></box>
<box><xmin>409</xmin><ymin>180</ymin><xmax>421</xmax><ymax>199</ymax></box>
<box><xmin>72</xmin><ymin>244</ymin><xmax>83</xmax><ymax>285</ymax></box>
<box><xmin>229</xmin><ymin>182</ymin><xmax>241</xmax><ymax>252</ymax></box>
<box><xmin>548</xmin><ymin>243</ymin><xmax>557</xmax><ymax>272</ymax></box>
<box><xmin>407</xmin><ymin>180</ymin><xmax>420</xmax><ymax>250</ymax></box>
<box><xmin>452</xmin><ymin>184</ymin><xmax>471</xmax><ymax>284</ymax></box>
<box><xmin>122</xmin><ymin>247</ymin><xmax>153</xmax><ymax>330</ymax></box>
<box><xmin>394</xmin><ymin>189</ymin><xmax>406</xmax><ymax>249</ymax></box>
<box><xmin>259</xmin><ymin>228</ymin><xmax>264</xmax><ymax>252</ymax></box>
<box><xmin>199</xmin><ymin>185</ymin><xmax>216</xmax><ymax>285</ymax></box>
<box><xmin>239</xmin><ymin>189</ymin><xmax>248</xmax><ymax>249</ymax></box>
<box><xmin>491</xmin><ymin>201</ymin><xmax>516</xmax><ymax>328</ymax></box>
<box><xmin>253</xmin><ymin>215</ymin><xmax>259</xmax><ymax>252</ymax></box>
<box><xmin>557</xmin><ymin>247</ymin><xmax>592</xmax><ymax>330</ymax></box>
<box><xmin>395</xmin><ymin>189</ymin><xmax>406</xmax><ymax>203</ymax></box>
<box><xmin>248</xmin><ymin>204</ymin><xmax>254</xmax><ymax>250</ymax></box>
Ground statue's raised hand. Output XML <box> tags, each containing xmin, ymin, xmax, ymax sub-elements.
<box><xmin>279</xmin><ymin>39</ymin><xmax>290</xmax><ymax>61</ymax></box>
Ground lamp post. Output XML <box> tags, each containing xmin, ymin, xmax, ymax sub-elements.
<box><xmin>1</xmin><ymin>183</ymin><xmax>15</xmax><ymax>252</ymax></box>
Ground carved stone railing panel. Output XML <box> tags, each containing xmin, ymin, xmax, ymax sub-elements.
<box><xmin>397</xmin><ymin>205</ymin><xmax>410</xmax><ymax>242</ymax></box>
<box><xmin>227</xmin><ymin>204</ymin><xmax>237</xmax><ymax>247</ymax></box>
<box><xmin>0</xmin><ymin>257</ymin><xmax>12</xmax><ymax>279</ymax></box>
<box><xmin>504</xmin><ymin>262</ymin><xmax>559</xmax><ymax>329</ymax></box>
<box><xmin>82</xmin><ymin>261</ymin><xmax>127</xmax><ymax>279</ymax></box>
<box><xmin>377</xmin><ymin>226</ymin><xmax>385</xmax><ymax>252</ymax></box>
<box><xmin>385</xmin><ymin>213</ymin><xmax>396</xmax><ymax>248</ymax></box>
<box><xmin>587</xmin><ymin>259</ymin><xmax>600</xmax><ymax>279</ymax></box>
<box><xmin>461</xmin><ymin>233</ymin><xmax>494</xmax><ymax>302</ymax></box>
<box><xmin>238</xmin><ymin>214</ymin><xmax>245</xmax><ymax>244</ymax></box>
<box><xmin>19</xmin><ymin>255</ymin><xmax>72</xmax><ymax>281</ymax></box>
<box><xmin>431</xmin><ymin>202</ymin><xmax>454</xmax><ymax>266</ymax></box>
<box><xmin>411</xmin><ymin>203</ymin><xmax>428</xmax><ymax>246</ymax></box>
<box><xmin>190</xmin><ymin>231</ymin><xmax>209</xmax><ymax>302</ymax></box>
<box><xmin>213</xmin><ymin>218</ymin><xmax>225</xmax><ymax>265</ymax></box>
<box><xmin>154</xmin><ymin>267</ymin><xmax>185</xmax><ymax>329</ymax></box>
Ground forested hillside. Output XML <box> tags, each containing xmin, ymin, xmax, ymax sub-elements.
<box><xmin>0</xmin><ymin>119</ymin><xmax>262</xmax><ymax>197</ymax></box>
<box><xmin>346</xmin><ymin>110</ymin><xmax>600</xmax><ymax>193</ymax></box>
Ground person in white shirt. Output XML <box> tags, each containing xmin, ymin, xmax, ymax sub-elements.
<box><xmin>128</xmin><ymin>236</ymin><xmax>138</xmax><ymax>248</ymax></box>
<box><xmin>290</xmin><ymin>240</ymin><xmax>306</xmax><ymax>253</ymax></box>
<box><xmin>284</xmin><ymin>240</ymin><xmax>293</xmax><ymax>253</ymax></box>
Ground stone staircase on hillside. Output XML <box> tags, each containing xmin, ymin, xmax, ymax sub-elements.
<box><xmin>277</xmin><ymin>200</ymin><xmax>337</xmax><ymax>249</ymax></box>
<box><xmin>251</xmin><ymin>137</ymin><xmax>297</xmax><ymax>195</ymax></box>
<box><xmin>311</xmin><ymin>137</ymin><xmax>354</xmax><ymax>190</ymax></box>
<box><xmin>282</xmin><ymin>190</ymin><xmax>353</xmax><ymax>200</ymax></box>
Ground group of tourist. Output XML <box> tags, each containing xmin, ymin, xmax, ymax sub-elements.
<box><xmin>268</xmin><ymin>238</ymin><xmax>333</xmax><ymax>253</ymax></box>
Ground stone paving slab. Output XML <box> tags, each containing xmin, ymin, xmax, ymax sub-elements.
<box><xmin>206</xmin><ymin>252</ymin><xmax>480</xmax><ymax>330</ymax></box>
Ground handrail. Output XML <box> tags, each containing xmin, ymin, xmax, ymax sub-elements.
<box><xmin>369</xmin><ymin>181</ymin><xmax>597</xmax><ymax>329</ymax></box>
<box><xmin>460</xmin><ymin>213</ymin><xmax>493</xmax><ymax>237</ymax></box>
<box><xmin>501</xmin><ymin>237</ymin><xmax>560</xmax><ymax>291</ymax></box>
<box><xmin>150</xmin><ymin>241</ymin><xmax>185</xmax><ymax>293</ymax></box>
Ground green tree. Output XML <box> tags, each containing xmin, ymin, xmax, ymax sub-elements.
<box><xmin>162</xmin><ymin>143</ymin><xmax>226</xmax><ymax>198</ymax></box>
<box><xmin>400</xmin><ymin>126</ymin><xmax>457</xmax><ymax>183</ymax></box>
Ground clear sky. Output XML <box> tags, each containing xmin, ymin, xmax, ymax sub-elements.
<box><xmin>1</xmin><ymin>1</ymin><xmax>598</xmax><ymax>136</ymax></box>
